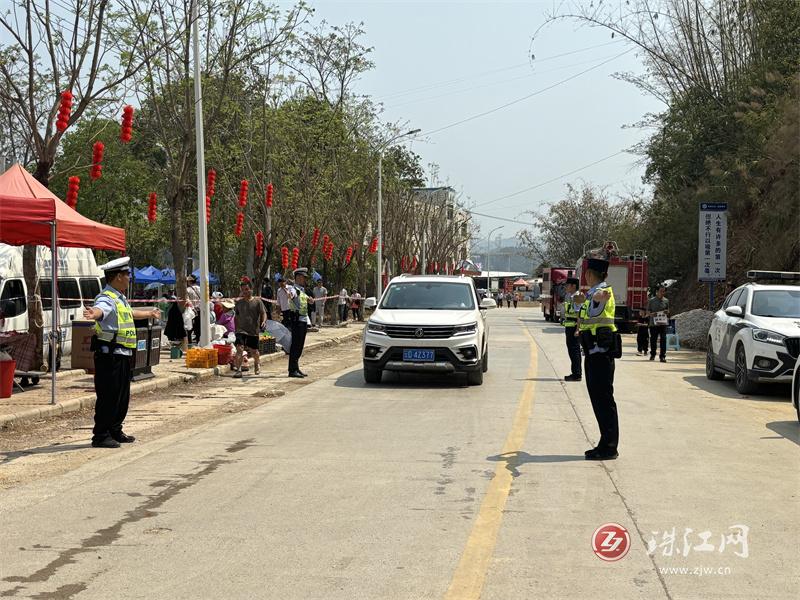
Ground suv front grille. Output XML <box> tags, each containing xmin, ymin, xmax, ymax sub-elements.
<box><xmin>384</xmin><ymin>325</ymin><xmax>456</xmax><ymax>339</ymax></box>
<box><xmin>784</xmin><ymin>337</ymin><xmax>800</xmax><ymax>359</ymax></box>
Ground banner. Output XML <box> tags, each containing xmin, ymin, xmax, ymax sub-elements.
<box><xmin>698</xmin><ymin>202</ymin><xmax>727</xmax><ymax>283</ymax></box>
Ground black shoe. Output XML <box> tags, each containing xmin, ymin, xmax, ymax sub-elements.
<box><xmin>660</xmin><ymin>357</ymin><xmax>667</xmax><ymax>363</ymax></box>
<box><xmin>564</xmin><ymin>374</ymin><xmax>582</xmax><ymax>382</ymax></box>
<box><xmin>288</xmin><ymin>371</ymin><xmax>304</xmax><ymax>378</ymax></box>
<box><xmin>91</xmin><ymin>437</ymin><xmax>121</xmax><ymax>449</ymax></box>
<box><xmin>649</xmin><ymin>355</ymin><xmax>655</xmax><ymax>361</ymax></box>
<box><xmin>112</xmin><ymin>432</ymin><xmax>136</xmax><ymax>443</ymax></box>
<box><xmin>297</xmin><ymin>370</ymin><xmax>308</xmax><ymax>377</ymax></box>
<box><xmin>584</xmin><ymin>447</ymin><xmax>599</xmax><ymax>457</ymax></box>
<box><xmin>585</xmin><ymin>448</ymin><xmax>618</xmax><ymax>461</ymax></box>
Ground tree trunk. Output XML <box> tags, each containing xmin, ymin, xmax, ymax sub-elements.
<box><xmin>24</xmin><ymin>160</ymin><xmax>53</xmax><ymax>370</ymax></box>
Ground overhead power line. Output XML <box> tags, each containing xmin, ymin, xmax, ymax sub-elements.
<box><xmin>467</xmin><ymin>210</ymin><xmax>536</xmax><ymax>227</ymax></box>
<box><xmin>423</xmin><ymin>49</ymin><xmax>633</xmax><ymax>137</ymax></box>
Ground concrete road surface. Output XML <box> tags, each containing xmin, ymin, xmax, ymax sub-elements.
<box><xmin>1</xmin><ymin>307</ymin><xmax>798</xmax><ymax>599</ymax></box>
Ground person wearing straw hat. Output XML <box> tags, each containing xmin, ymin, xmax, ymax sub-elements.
<box><xmin>82</xmin><ymin>257</ymin><xmax>159</xmax><ymax>448</ymax></box>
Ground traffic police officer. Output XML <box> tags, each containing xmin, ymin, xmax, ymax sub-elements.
<box><xmin>573</xmin><ymin>258</ymin><xmax>620</xmax><ymax>460</ymax></box>
<box><xmin>562</xmin><ymin>277</ymin><xmax>582</xmax><ymax>382</ymax></box>
<box><xmin>82</xmin><ymin>257</ymin><xmax>159</xmax><ymax>448</ymax></box>
<box><xmin>287</xmin><ymin>267</ymin><xmax>311</xmax><ymax>378</ymax></box>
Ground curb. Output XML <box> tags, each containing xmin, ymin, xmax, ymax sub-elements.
<box><xmin>0</xmin><ymin>330</ymin><xmax>362</xmax><ymax>429</ymax></box>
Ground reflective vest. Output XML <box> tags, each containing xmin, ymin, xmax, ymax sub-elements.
<box><xmin>290</xmin><ymin>286</ymin><xmax>309</xmax><ymax>317</ymax></box>
<box><xmin>578</xmin><ymin>285</ymin><xmax>617</xmax><ymax>334</ymax></box>
<box><xmin>563</xmin><ymin>298</ymin><xmax>578</xmax><ymax>327</ymax></box>
<box><xmin>94</xmin><ymin>288</ymin><xmax>137</xmax><ymax>348</ymax></box>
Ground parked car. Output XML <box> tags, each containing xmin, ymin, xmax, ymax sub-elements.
<box><xmin>362</xmin><ymin>275</ymin><xmax>496</xmax><ymax>385</ymax></box>
<box><xmin>793</xmin><ymin>355</ymin><xmax>800</xmax><ymax>422</ymax></box>
<box><xmin>706</xmin><ymin>274</ymin><xmax>800</xmax><ymax>394</ymax></box>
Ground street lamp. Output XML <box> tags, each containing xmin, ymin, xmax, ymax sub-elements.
<box><xmin>486</xmin><ymin>225</ymin><xmax>504</xmax><ymax>295</ymax></box>
<box><xmin>377</xmin><ymin>128</ymin><xmax>421</xmax><ymax>299</ymax></box>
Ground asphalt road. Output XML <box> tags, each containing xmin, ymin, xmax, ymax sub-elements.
<box><xmin>1</xmin><ymin>307</ymin><xmax>798</xmax><ymax>600</ymax></box>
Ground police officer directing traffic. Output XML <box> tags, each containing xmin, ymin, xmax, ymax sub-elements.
<box><xmin>573</xmin><ymin>257</ymin><xmax>620</xmax><ymax>460</ymax></box>
<box><xmin>562</xmin><ymin>277</ymin><xmax>582</xmax><ymax>382</ymax></box>
<box><xmin>82</xmin><ymin>257</ymin><xmax>159</xmax><ymax>448</ymax></box>
<box><xmin>287</xmin><ymin>267</ymin><xmax>311</xmax><ymax>378</ymax></box>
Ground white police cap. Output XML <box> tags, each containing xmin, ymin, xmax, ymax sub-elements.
<box><xmin>293</xmin><ymin>267</ymin><xmax>309</xmax><ymax>277</ymax></box>
<box><xmin>98</xmin><ymin>256</ymin><xmax>131</xmax><ymax>272</ymax></box>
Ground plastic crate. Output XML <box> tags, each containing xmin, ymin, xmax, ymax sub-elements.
<box><xmin>213</xmin><ymin>344</ymin><xmax>233</xmax><ymax>365</ymax></box>
<box><xmin>185</xmin><ymin>348</ymin><xmax>218</xmax><ymax>368</ymax></box>
<box><xmin>259</xmin><ymin>336</ymin><xmax>277</xmax><ymax>354</ymax></box>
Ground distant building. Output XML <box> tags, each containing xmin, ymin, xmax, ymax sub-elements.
<box><xmin>411</xmin><ymin>186</ymin><xmax>471</xmax><ymax>261</ymax></box>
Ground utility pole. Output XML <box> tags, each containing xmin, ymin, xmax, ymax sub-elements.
<box><xmin>487</xmin><ymin>225</ymin><xmax>504</xmax><ymax>293</ymax></box>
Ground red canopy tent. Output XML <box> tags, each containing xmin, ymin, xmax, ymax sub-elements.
<box><xmin>0</xmin><ymin>163</ymin><xmax>126</xmax><ymax>404</ymax></box>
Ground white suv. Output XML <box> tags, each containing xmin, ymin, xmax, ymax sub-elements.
<box><xmin>362</xmin><ymin>275</ymin><xmax>496</xmax><ymax>385</ymax></box>
<box><xmin>706</xmin><ymin>276</ymin><xmax>800</xmax><ymax>394</ymax></box>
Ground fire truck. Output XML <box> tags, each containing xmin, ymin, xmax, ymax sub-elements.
<box><xmin>540</xmin><ymin>266</ymin><xmax>575</xmax><ymax>322</ymax></box>
<box><xmin>574</xmin><ymin>241</ymin><xmax>649</xmax><ymax>333</ymax></box>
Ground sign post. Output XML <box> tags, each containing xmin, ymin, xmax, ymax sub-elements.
<box><xmin>698</xmin><ymin>202</ymin><xmax>728</xmax><ymax>308</ymax></box>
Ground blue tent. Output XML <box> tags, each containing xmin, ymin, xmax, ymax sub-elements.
<box><xmin>192</xmin><ymin>269</ymin><xmax>219</xmax><ymax>285</ymax></box>
<box><xmin>133</xmin><ymin>265</ymin><xmax>162</xmax><ymax>283</ymax></box>
<box><xmin>160</xmin><ymin>268</ymin><xmax>176</xmax><ymax>284</ymax></box>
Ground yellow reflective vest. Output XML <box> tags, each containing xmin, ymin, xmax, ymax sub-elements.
<box><xmin>290</xmin><ymin>286</ymin><xmax>309</xmax><ymax>317</ymax></box>
<box><xmin>578</xmin><ymin>285</ymin><xmax>617</xmax><ymax>334</ymax></box>
<box><xmin>563</xmin><ymin>297</ymin><xmax>578</xmax><ymax>327</ymax></box>
<box><xmin>94</xmin><ymin>288</ymin><xmax>137</xmax><ymax>349</ymax></box>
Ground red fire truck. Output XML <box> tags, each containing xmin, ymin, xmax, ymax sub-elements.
<box><xmin>574</xmin><ymin>241</ymin><xmax>649</xmax><ymax>333</ymax></box>
<box><xmin>540</xmin><ymin>266</ymin><xmax>575</xmax><ymax>322</ymax></box>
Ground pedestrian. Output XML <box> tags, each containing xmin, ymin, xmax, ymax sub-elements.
<box><xmin>574</xmin><ymin>257</ymin><xmax>620</xmax><ymax>461</ymax></box>
<box><xmin>186</xmin><ymin>273</ymin><xmax>201</xmax><ymax>343</ymax></box>
<box><xmin>513</xmin><ymin>292</ymin><xmax>519</xmax><ymax>309</ymax></box>
<box><xmin>261</xmin><ymin>279</ymin><xmax>274</xmax><ymax>321</ymax></box>
<box><xmin>287</xmin><ymin>268</ymin><xmax>311</xmax><ymax>378</ymax></box>
<box><xmin>350</xmin><ymin>290</ymin><xmax>362</xmax><ymax>321</ymax></box>
<box><xmin>217</xmin><ymin>299</ymin><xmax>236</xmax><ymax>334</ymax></box>
<box><xmin>212</xmin><ymin>290</ymin><xmax>224</xmax><ymax>321</ymax></box>
<box><xmin>495</xmin><ymin>291</ymin><xmax>503</xmax><ymax>307</ymax></box>
<box><xmin>233</xmin><ymin>276</ymin><xmax>267</xmax><ymax>379</ymax></box>
<box><xmin>635</xmin><ymin>310</ymin><xmax>649</xmax><ymax>355</ymax></box>
<box><xmin>276</xmin><ymin>274</ymin><xmax>293</xmax><ymax>327</ymax></box>
<box><xmin>505</xmin><ymin>291</ymin><xmax>512</xmax><ymax>308</ymax></box>
<box><xmin>562</xmin><ymin>277</ymin><xmax>582</xmax><ymax>382</ymax></box>
<box><xmin>338</xmin><ymin>286</ymin><xmax>349</xmax><ymax>324</ymax></box>
<box><xmin>647</xmin><ymin>285</ymin><xmax>670</xmax><ymax>362</ymax></box>
<box><xmin>82</xmin><ymin>257</ymin><xmax>160</xmax><ymax>448</ymax></box>
<box><xmin>313</xmin><ymin>280</ymin><xmax>328</xmax><ymax>328</ymax></box>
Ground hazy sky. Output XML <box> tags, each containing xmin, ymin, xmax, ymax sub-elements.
<box><xmin>300</xmin><ymin>0</ymin><xmax>664</xmax><ymax>243</ymax></box>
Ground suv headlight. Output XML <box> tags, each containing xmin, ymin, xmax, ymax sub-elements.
<box><xmin>453</xmin><ymin>322</ymin><xmax>478</xmax><ymax>337</ymax></box>
<box><xmin>752</xmin><ymin>328</ymin><xmax>785</xmax><ymax>345</ymax></box>
<box><xmin>367</xmin><ymin>321</ymin><xmax>387</xmax><ymax>335</ymax></box>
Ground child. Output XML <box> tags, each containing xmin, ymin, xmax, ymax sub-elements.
<box><xmin>636</xmin><ymin>310</ymin><xmax>649</xmax><ymax>356</ymax></box>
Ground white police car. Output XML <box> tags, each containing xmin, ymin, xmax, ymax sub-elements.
<box><xmin>706</xmin><ymin>271</ymin><xmax>800</xmax><ymax>394</ymax></box>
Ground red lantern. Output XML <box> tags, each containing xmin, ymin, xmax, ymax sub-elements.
<box><xmin>56</xmin><ymin>91</ymin><xmax>73</xmax><ymax>132</ymax></box>
<box><xmin>120</xmin><ymin>105</ymin><xmax>134</xmax><ymax>142</ymax></box>
<box><xmin>238</xmin><ymin>180</ymin><xmax>249</xmax><ymax>208</ymax></box>
<box><xmin>205</xmin><ymin>196</ymin><xmax>211</xmax><ymax>224</ymax></box>
<box><xmin>281</xmin><ymin>246</ymin><xmax>289</xmax><ymax>269</ymax></box>
<box><xmin>326</xmin><ymin>242</ymin><xmax>334</xmax><ymax>261</ymax></box>
<box><xmin>265</xmin><ymin>182</ymin><xmax>273</xmax><ymax>208</ymax></box>
<box><xmin>311</xmin><ymin>228</ymin><xmax>320</xmax><ymax>248</ymax></box>
<box><xmin>147</xmin><ymin>192</ymin><xmax>157</xmax><ymax>222</ymax></box>
<box><xmin>344</xmin><ymin>246</ymin><xmax>353</xmax><ymax>265</ymax></box>
<box><xmin>65</xmin><ymin>176</ymin><xmax>80</xmax><ymax>209</ymax></box>
<box><xmin>255</xmin><ymin>231</ymin><xmax>264</xmax><ymax>257</ymax></box>
<box><xmin>368</xmin><ymin>237</ymin><xmax>378</xmax><ymax>253</ymax></box>
<box><xmin>90</xmin><ymin>141</ymin><xmax>104</xmax><ymax>180</ymax></box>
<box><xmin>234</xmin><ymin>211</ymin><xmax>244</xmax><ymax>236</ymax></box>
<box><xmin>411</xmin><ymin>256</ymin><xmax>418</xmax><ymax>272</ymax></box>
<box><xmin>207</xmin><ymin>169</ymin><xmax>216</xmax><ymax>197</ymax></box>
<box><xmin>291</xmin><ymin>247</ymin><xmax>299</xmax><ymax>270</ymax></box>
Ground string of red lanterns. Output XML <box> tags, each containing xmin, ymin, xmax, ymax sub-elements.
<box><xmin>281</xmin><ymin>246</ymin><xmax>289</xmax><ymax>269</ymax></box>
<box><xmin>90</xmin><ymin>141</ymin><xmax>104</xmax><ymax>180</ymax></box>
<box><xmin>255</xmin><ymin>231</ymin><xmax>264</xmax><ymax>257</ymax></box>
<box><xmin>205</xmin><ymin>195</ymin><xmax>211</xmax><ymax>224</ymax></box>
<box><xmin>238</xmin><ymin>180</ymin><xmax>248</xmax><ymax>208</ymax></box>
<box><xmin>234</xmin><ymin>211</ymin><xmax>244</xmax><ymax>236</ymax></box>
<box><xmin>147</xmin><ymin>192</ymin><xmax>157</xmax><ymax>222</ymax></box>
<box><xmin>207</xmin><ymin>169</ymin><xmax>216</xmax><ymax>197</ymax></box>
<box><xmin>311</xmin><ymin>228</ymin><xmax>320</xmax><ymax>248</ymax></box>
<box><xmin>344</xmin><ymin>245</ymin><xmax>353</xmax><ymax>265</ymax></box>
<box><xmin>65</xmin><ymin>176</ymin><xmax>80</xmax><ymax>209</ymax></box>
<box><xmin>56</xmin><ymin>91</ymin><xmax>73</xmax><ymax>132</ymax></box>
<box><xmin>265</xmin><ymin>182</ymin><xmax>273</xmax><ymax>208</ymax></box>
<box><xmin>368</xmin><ymin>237</ymin><xmax>378</xmax><ymax>253</ymax></box>
<box><xmin>120</xmin><ymin>105</ymin><xmax>134</xmax><ymax>143</ymax></box>
<box><xmin>291</xmin><ymin>247</ymin><xmax>300</xmax><ymax>270</ymax></box>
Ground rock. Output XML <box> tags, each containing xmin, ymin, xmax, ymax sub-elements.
<box><xmin>674</xmin><ymin>309</ymin><xmax>716</xmax><ymax>350</ymax></box>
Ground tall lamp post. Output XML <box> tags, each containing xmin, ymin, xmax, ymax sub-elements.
<box><xmin>486</xmin><ymin>225</ymin><xmax>504</xmax><ymax>295</ymax></box>
<box><xmin>377</xmin><ymin>128</ymin><xmax>421</xmax><ymax>298</ymax></box>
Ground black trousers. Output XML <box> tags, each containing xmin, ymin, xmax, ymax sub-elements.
<box><xmin>637</xmin><ymin>325</ymin><xmax>649</xmax><ymax>352</ymax></box>
<box><xmin>92</xmin><ymin>352</ymin><xmax>132</xmax><ymax>442</ymax></box>
<box><xmin>339</xmin><ymin>304</ymin><xmax>348</xmax><ymax>323</ymax></box>
<box><xmin>649</xmin><ymin>325</ymin><xmax>667</xmax><ymax>359</ymax></box>
<box><xmin>584</xmin><ymin>352</ymin><xmax>618</xmax><ymax>451</ymax></box>
<box><xmin>282</xmin><ymin>309</ymin><xmax>295</xmax><ymax>327</ymax></box>
<box><xmin>192</xmin><ymin>314</ymin><xmax>201</xmax><ymax>343</ymax></box>
<box><xmin>289</xmin><ymin>320</ymin><xmax>308</xmax><ymax>373</ymax></box>
<box><xmin>564</xmin><ymin>326</ymin><xmax>582</xmax><ymax>376</ymax></box>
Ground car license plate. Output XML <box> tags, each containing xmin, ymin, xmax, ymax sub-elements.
<box><xmin>403</xmin><ymin>349</ymin><xmax>434</xmax><ymax>362</ymax></box>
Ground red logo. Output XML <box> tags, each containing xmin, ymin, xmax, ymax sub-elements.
<box><xmin>592</xmin><ymin>523</ymin><xmax>631</xmax><ymax>561</ymax></box>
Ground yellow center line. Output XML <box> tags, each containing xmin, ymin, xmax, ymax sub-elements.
<box><xmin>444</xmin><ymin>325</ymin><xmax>538</xmax><ymax>600</ymax></box>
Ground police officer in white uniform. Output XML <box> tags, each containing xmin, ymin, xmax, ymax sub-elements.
<box><xmin>286</xmin><ymin>267</ymin><xmax>311</xmax><ymax>378</ymax></box>
<box><xmin>82</xmin><ymin>258</ymin><xmax>159</xmax><ymax>448</ymax></box>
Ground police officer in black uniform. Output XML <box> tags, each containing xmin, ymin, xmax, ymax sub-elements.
<box><xmin>82</xmin><ymin>257</ymin><xmax>160</xmax><ymax>448</ymax></box>
<box><xmin>562</xmin><ymin>277</ymin><xmax>582</xmax><ymax>382</ymax></box>
<box><xmin>287</xmin><ymin>268</ymin><xmax>311</xmax><ymax>378</ymax></box>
